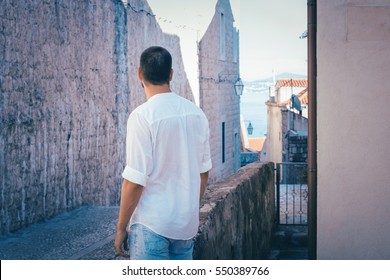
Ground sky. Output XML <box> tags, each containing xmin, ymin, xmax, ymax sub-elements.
<box><xmin>145</xmin><ymin>0</ymin><xmax>307</xmax><ymax>102</ymax></box>
<box><xmin>236</xmin><ymin>0</ymin><xmax>307</xmax><ymax>81</ymax></box>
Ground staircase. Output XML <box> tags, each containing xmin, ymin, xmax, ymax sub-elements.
<box><xmin>268</xmin><ymin>225</ymin><xmax>308</xmax><ymax>260</ymax></box>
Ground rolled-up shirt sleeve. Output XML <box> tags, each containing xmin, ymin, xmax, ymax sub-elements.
<box><xmin>122</xmin><ymin>111</ymin><xmax>153</xmax><ymax>187</ymax></box>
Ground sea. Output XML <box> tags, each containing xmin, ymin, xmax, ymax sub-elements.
<box><xmin>240</xmin><ymin>81</ymin><xmax>270</xmax><ymax>138</ymax></box>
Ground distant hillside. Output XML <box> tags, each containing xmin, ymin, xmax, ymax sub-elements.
<box><xmin>244</xmin><ymin>73</ymin><xmax>308</xmax><ymax>87</ymax></box>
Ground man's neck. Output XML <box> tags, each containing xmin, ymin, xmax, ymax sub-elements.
<box><xmin>144</xmin><ymin>84</ymin><xmax>171</xmax><ymax>100</ymax></box>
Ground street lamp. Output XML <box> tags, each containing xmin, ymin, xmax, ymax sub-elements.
<box><xmin>247</xmin><ymin>122</ymin><xmax>253</xmax><ymax>135</ymax></box>
<box><xmin>234</xmin><ymin>78</ymin><xmax>244</xmax><ymax>96</ymax></box>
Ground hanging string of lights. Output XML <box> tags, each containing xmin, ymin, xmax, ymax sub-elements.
<box><xmin>125</xmin><ymin>1</ymin><xmax>199</xmax><ymax>33</ymax></box>
<box><xmin>156</xmin><ymin>17</ymin><xmax>199</xmax><ymax>33</ymax></box>
<box><xmin>125</xmin><ymin>0</ymin><xmax>155</xmax><ymax>17</ymax></box>
<box><xmin>199</xmin><ymin>75</ymin><xmax>244</xmax><ymax>96</ymax></box>
<box><xmin>124</xmin><ymin>1</ymin><xmax>242</xmax><ymax>90</ymax></box>
<box><xmin>199</xmin><ymin>74</ymin><xmax>240</xmax><ymax>84</ymax></box>
<box><xmin>198</xmin><ymin>54</ymin><xmax>238</xmax><ymax>64</ymax></box>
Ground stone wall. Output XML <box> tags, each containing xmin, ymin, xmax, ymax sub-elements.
<box><xmin>0</xmin><ymin>0</ymin><xmax>193</xmax><ymax>234</ymax></box>
<box><xmin>281</xmin><ymin>110</ymin><xmax>307</xmax><ymax>163</ymax></box>
<box><xmin>199</xmin><ymin>0</ymin><xmax>241</xmax><ymax>184</ymax></box>
<box><xmin>194</xmin><ymin>162</ymin><xmax>275</xmax><ymax>260</ymax></box>
<box><xmin>286</xmin><ymin>135</ymin><xmax>307</xmax><ymax>163</ymax></box>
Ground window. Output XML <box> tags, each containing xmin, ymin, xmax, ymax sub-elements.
<box><xmin>220</xmin><ymin>13</ymin><xmax>226</xmax><ymax>60</ymax></box>
<box><xmin>222</xmin><ymin>122</ymin><xmax>226</xmax><ymax>163</ymax></box>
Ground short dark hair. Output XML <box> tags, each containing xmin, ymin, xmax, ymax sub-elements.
<box><xmin>140</xmin><ymin>46</ymin><xmax>172</xmax><ymax>85</ymax></box>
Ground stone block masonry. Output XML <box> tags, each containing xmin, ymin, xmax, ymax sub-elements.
<box><xmin>287</xmin><ymin>136</ymin><xmax>307</xmax><ymax>163</ymax></box>
<box><xmin>199</xmin><ymin>0</ymin><xmax>241</xmax><ymax>184</ymax></box>
<box><xmin>281</xmin><ymin>110</ymin><xmax>308</xmax><ymax>163</ymax></box>
<box><xmin>194</xmin><ymin>162</ymin><xmax>275</xmax><ymax>259</ymax></box>
<box><xmin>0</xmin><ymin>0</ymin><xmax>193</xmax><ymax>234</ymax></box>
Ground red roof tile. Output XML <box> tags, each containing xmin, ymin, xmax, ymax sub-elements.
<box><xmin>276</xmin><ymin>79</ymin><xmax>308</xmax><ymax>88</ymax></box>
<box><xmin>297</xmin><ymin>88</ymin><xmax>308</xmax><ymax>105</ymax></box>
<box><xmin>248</xmin><ymin>137</ymin><xmax>266</xmax><ymax>152</ymax></box>
<box><xmin>281</xmin><ymin>88</ymin><xmax>308</xmax><ymax>105</ymax></box>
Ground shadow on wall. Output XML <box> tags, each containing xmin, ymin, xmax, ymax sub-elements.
<box><xmin>194</xmin><ymin>162</ymin><xmax>275</xmax><ymax>260</ymax></box>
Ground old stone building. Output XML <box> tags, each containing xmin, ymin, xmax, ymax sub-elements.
<box><xmin>0</xmin><ymin>0</ymin><xmax>193</xmax><ymax>233</ymax></box>
<box><xmin>265</xmin><ymin>79</ymin><xmax>307</xmax><ymax>164</ymax></box>
<box><xmin>198</xmin><ymin>0</ymin><xmax>241</xmax><ymax>183</ymax></box>
<box><xmin>281</xmin><ymin>110</ymin><xmax>308</xmax><ymax>163</ymax></box>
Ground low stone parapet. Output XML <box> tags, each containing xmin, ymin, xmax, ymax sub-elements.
<box><xmin>194</xmin><ymin>162</ymin><xmax>275</xmax><ymax>259</ymax></box>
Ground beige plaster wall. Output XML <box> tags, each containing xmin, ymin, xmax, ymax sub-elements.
<box><xmin>265</xmin><ymin>102</ymin><xmax>283</xmax><ymax>164</ymax></box>
<box><xmin>317</xmin><ymin>0</ymin><xmax>390</xmax><ymax>259</ymax></box>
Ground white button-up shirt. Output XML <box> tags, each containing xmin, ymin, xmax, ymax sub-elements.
<box><xmin>122</xmin><ymin>92</ymin><xmax>212</xmax><ymax>239</ymax></box>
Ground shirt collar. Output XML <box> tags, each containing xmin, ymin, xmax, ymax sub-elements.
<box><xmin>148</xmin><ymin>92</ymin><xmax>176</xmax><ymax>101</ymax></box>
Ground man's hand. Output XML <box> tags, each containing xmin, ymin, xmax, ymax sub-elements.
<box><xmin>114</xmin><ymin>179</ymin><xmax>144</xmax><ymax>259</ymax></box>
<box><xmin>114</xmin><ymin>228</ymin><xmax>130</xmax><ymax>258</ymax></box>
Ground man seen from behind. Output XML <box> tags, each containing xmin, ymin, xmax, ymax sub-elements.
<box><xmin>114</xmin><ymin>46</ymin><xmax>212</xmax><ymax>260</ymax></box>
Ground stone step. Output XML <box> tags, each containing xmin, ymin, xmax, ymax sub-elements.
<box><xmin>269</xmin><ymin>248</ymin><xmax>308</xmax><ymax>260</ymax></box>
<box><xmin>269</xmin><ymin>225</ymin><xmax>308</xmax><ymax>260</ymax></box>
<box><xmin>272</xmin><ymin>225</ymin><xmax>308</xmax><ymax>248</ymax></box>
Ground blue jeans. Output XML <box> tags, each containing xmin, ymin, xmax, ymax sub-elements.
<box><xmin>128</xmin><ymin>224</ymin><xmax>194</xmax><ymax>260</ymax></box>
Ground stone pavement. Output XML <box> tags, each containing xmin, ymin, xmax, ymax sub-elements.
<box><xmin>0</xmin><ymin>206</ymin><xmax>121</xmax><ymax>260</ymax></box>
<box><xmin>0</xmin><ymin>205</ymin><xmax>307</xmax><ymax>260</ymax></box>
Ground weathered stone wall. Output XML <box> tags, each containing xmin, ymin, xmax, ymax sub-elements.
<box><xmin>287</xmin><ymin>135</ymin><xmax>307</xmax><ymax>163</ymax></box>
<box><xmin>281</xmin><ymin>110</ymin><xmax>308</xmax><ymax>139</ymax></box>
<box><xmin>194</xmin><ymin>162</ymin><xmax>275</xmax><ymax>260</ymax></box>
<box><xmin>0</xmin><ymin>0</ymin><xmax>193</xmax><ymax>234</ymax></box>
<box><xmin>199</xmin><ymin>0</ymin><xmax>241</xmax><ymax>184</ymax></box>
<box><xmin>281</xmin><ymin>110</ymin><xmax>308</xmax><ymax>163</ymax></box>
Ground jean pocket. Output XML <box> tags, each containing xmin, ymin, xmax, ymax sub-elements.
<box><xmin>129</xmin><ymin>224</ymin><xmax>169</xmax><ymax>259</ymax></box>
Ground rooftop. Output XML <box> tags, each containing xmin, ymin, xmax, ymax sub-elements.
<box><xmin>248</xmin><ymin>137</ymin><xmax>266</xmax><ymax>152</ymax></box>
<box><xmin>276</xmin><ymin>79</ymin><xmax>308</xmax><ymax>88</ymax></box>
<box><xmin>281</xmin><ymin>88</ymin><xmax>308</xmax><ymax>106</ymax></box>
